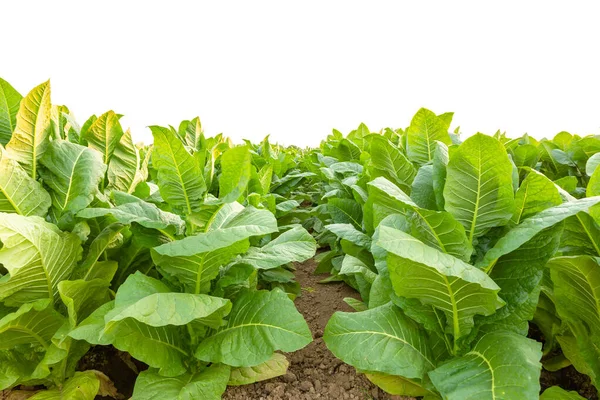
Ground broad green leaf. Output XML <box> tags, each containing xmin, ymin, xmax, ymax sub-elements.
<box><xmin>39</xmin><ymin>140</ymin><xmax>106</xmax><ymax>216</ymax></box>
<box><xmin>84</xmin><ymin>110</ymin><xmax>124</xmax><ymax>165</ymax></box>
<box><xmin>326</xmin><ymin>223</ymin><xmax>371</xmax><ymax>248</ymax></box>
<box><xmin>195</xmin><ymin>289</ymin><xmax>312</xmax><ymax>367</ymax></box>
<box><xmin>560</xmin><ymin>212</ymin><xmax>600</xmax><ymax>256</ymax></box>
<box><xmin>368</xmin><ymin>135</ymin><xmax>416</xmax><ymax>192</ymax></box>
<box><xmin>0</xmin><ymin>214</ymin><xmax>82</xmax><ymax>306</ymax></box>
<box><xmin>6</xmin><ymin>81</ymin><xmax>52</xmax><ymax>177</ymax></box>
<box><xmin>238</xmin><ymin>226</ymin><xmax>316</xmax><ymax>269</ymax></box>
<box><xmin>0</xmin><ymin>300</ymin><xmax>64</xmax><ymax>350</ymax></box>
<box><xmin>70</xmin><ymin>301</ymin><xmax>188</xmax><ymax>377</ymax></box>
<box><xmin>228</xmin><ymin>353</ymin><xmax>289</xmax><ymax>386</ymax></box>
<box><xmin>432</xmin><ymin>141</ymin><xmax>449</xmax><ymax>209</ymax></box>
<box><xmin>588</xmin><ymin>166</ymin><xmax>600</xmax><ymax>197</ymax></box>
<box><xmin>107</xmin><ymin>129</ymin><xmax>146</xmax><ymax>193</ymax></box>
<box><xmin>328</xmin><ymin>198</ymin><xmax>362</xmax><ymax>229</ymax></box>
<box><xmin>0</xmin><ymin>78</ymin><xmax>23</xmax><ymax>145</ymax></box>
<box><xmin>540</xmin><ymin>386</ymin><xmax>587</xmax><ymax>400</ymax></box>
<box><xmin>377</xmin><ymin>225</ymin><xmax>503</xmax><ymax>342</ymax></box>
<box><xmin>58</xmin><ymin>279</ymin><xmax>111</xmax><ymax>327</ymax></box>
<box><xmin>219</xmin><ymin>145</ymin><xmax>251</xmax><ymax>203</ymax></box>
<box><xmin>444</xmin><ymin>133</ymin><xmax>515</xmax><ymax>242</ymax></box>
<box><xmin>428</xmin><ymin>331</ymin><xmax>542</xmax><ymax>400</ymax></box>
<box><xmin>181</xmin><ymin>116</ymin><xmax>204</xmax><ymax>150</ymax></box>
<box><xmin>406</xmin><ymin>108</ymin><xmax>451</xmax><ymax>164</ymax></box>
<box><xmin>131</xmin><ymin>364</ymin><xmax>230</xmax><ymax>400</ymax></box>
<box><xmin>549</xmin><ymin>256</ymin><xmax>600</xmax><ymax>336</ymax></box>
<box><xmin>324</xmin><ymin>303</ymin><xmax>434</xmax><ymax>379</ymax></box>
<box><xmin>151</xmin><ymin>125</ymin><xmax>206</xmax><ymax>214</ymax></box>
<box><xmin>0</xmin><ymin>350</ymin><xmax>38</xmax><ymax>390</ymax></box>
<box><xmin>0</xmin><ymin>150</ymin><xmax>51</xmax><ymax>216</ymax></box>
<box><xmin>152</xmin><ymin>207</ymin><xmax>277</xmax><ymax>294</ymax></box>
<box><xmin>72</xmin><ymin>223</ymin><xmax>125</xmax><ymax>281</ymax></box>
<box><xmin>107</xmin><ymin>281</ymin><xmax>231</xmax><ymax>329</ymax></box>
<box><xmin>367</xmin><ymin>177</ymin><xmax>472</xmax><ymax>262</ymax></box>
<box><xmin>512</xmin><ymin>169</ymin><xmax>562</xmax><ymax>224</ymax></box>
<box><xmin>411</xmin><ymin>165</ymin><xmax>437</xmax><ymax>210</ymax></box>
<box><xmin>77</xmin><ymin>191</ymin><xmax>184</xmax><ymax>235</ymax></box>
<box><xmin>480</xmin><ymin>224</ymin><xmax>562</xmax><ymax>334</ymax></box>
<box><xmin>29</xmin><ymin>371</ymin><xmax>100</xmax><ymax>400</ymax></box>
<box><xmin>586</xmin><ymin>153</ymin><xmax>600</xmax><ymax>176</ymax></box>
<box><xmin>477</xmin><ymin>196</ymin><xmax>600</xmax><ymax>269</ymax></box>
<box><xmin>339</xmin><ymin>255</ymin><xmax>376</xmax><ymax>302</ymax></box>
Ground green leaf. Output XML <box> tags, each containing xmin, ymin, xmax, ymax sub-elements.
<box><xmin>377</xmin><ymin>225</ymin><xmax>503</xmax><ymax>342</ymax></box>
<box><xmin>219</xmin><ymin>146</ymin><xmax>252</xmax><ymax>203</ymax></box>
<box><xmin>152</xmin><ymin>207</ymin><xmax>277</xmax><ymax>294</ymax></box>
<box><xmin>328</xmin><ymin>198</ymin><xmax>362</xmax><ymax>229</ymax></box>
<box><xmin>325</xmin><ymin>223</ymin><xmax>371</xmax><ymax>248</ymax></box>
<box><xmin>477</xmin><ymin>196</ymin><xmax>600</xmax><ymax>269</ymax></box>
<box><xmin>0</xmin><ymin>149</ymin><xmax>51</xmax><ymax>216</ymax></box>
<box><xmin>131</xmin><ymin>364</ymin><xmax>230</xmax><ymax>400</ymax></box>
<box><xmin>411</xmin><ymin>165</ymin><xmax>437</xmax><ymax>210</ymax></box>
<box><xmin>339</xmin><ymin>255</ymin><xmax>376</xmax><ymax>302</ymax></box>
<box><xmin>39</xmin><ymin>140</ymin><xmax>106</xmax><ymax>216</ymax></box>
<box><xmin>443</xmin><ymin>133</ymin><xmax>515</xmax><ymax>242</ymax></box>
<box><xmin>428</xmin><ymin>331</ymin><xmax>542</xmax><ymax>400</ymax></box>
<box><xmin>84</xmin><ymin>110</ymin><xmax>124</xmax><ymax>165</ymax></box>
<box><xmin>151</xmin><ymin>126</ymin><xmax>206</xmax><ymax>214</ymax></box>
<box><xmin>367</xmin><ymin>177</ymin><xmax>473</xmax><ymax>262</ymax></box>
<box><xmin>29</xmin><ymin>371</ymin><xmax>100</xmax><ymax>400</ymax></box>
<box><xmin>58</xmin><ymin>279</ymin><xmax>111</xmax><ymax>327</ymax></box>
<box><xmin>77</xmin><ymin>191</ymin><xmax>184</xmax><ymax>235</ymax></box>
<box><xmin>72</xmin><ymin>223</ymin><xmax>126</xmax><ymax>281</ymax></box>
<box><xmin>70</xmin><ymin>301</ymin><xmax>189</xmax><ymax>377</ymax></box>
<box><xmin>540</xmin><ymin>386</ymin><xmax>587</xmax><ymax>400</ymax></box>
<box><xmin>5</xmin><ymin>80</ymin><xmax>52</xmax><ymax>177</ymax></box>
<box><xmin>549</xmin><ymin>256</ymin><xmax>600</xmax><ymax>336</ymax></box>
<box><xmin>0</xmin><ymin>214</ymin><xmax>82</xmax><ymax>306</ymax></box>
<box><xmin>238</xmin><ymin>226</ymin><xmax>316</xmax><ymax>269</ymax></box>
<box><xmin>512</xmin><ymin>169</ymin><xmax>562</xmax><ymax>224</ymax></box>
<box><xmin>432</xmin><ymin>141</ymin><xmax>449</xmax><ymax>209</ymax></box>
<box><xmin>480</xmin><ymin>224</ymin><xmax>562</xmax><ymax>335</ymax></box>
<box><xmin>107</xmin><ymin>129</ymin><xmax>146</xmax><ymax>193</ymax></box>
<box><xmin>406</xmin><ymin>108</ymin><xmax>451</xmax><ymax>164</ymax></box>
<box><xmin>0</xmin><ymin>300</ymin><xmax>64</xmax><ymax>350</ymax></box>
<box><xmin>586</xmin><ymin>153</ymin><xmax>600</xmax><ymax>176</ymax></box>
<box><xmin>228</xmin><ymin>353</ymin><xmax>289</xmax><ymax>386</ymax></box>
<box><xmin>0</xmin><ymin>78</ymin><xmax>23</xmax><ymax>146</ymax></box>
<box><xmin>324</xmin><ymin>303</ymin><xmax>435</xmax><ymax>379</ymax></box>
<box><xmin>195</xmin><ymin>289</ymin><xmax>312</xmax><ymax>367</ymax></box>
<box><xmin>560</xmin><ymin>212</ymin><xmax>600</xmax><ymax>256</ymax></box>
<box><xmin>107</xmin><ymin>273</ymin><xmax>231</xmax><ymax>329</ymax></box>
<box><xmin>368</xmin><ymin>135</ymin><xmax>416</xmax><ymax>191</ymax></box>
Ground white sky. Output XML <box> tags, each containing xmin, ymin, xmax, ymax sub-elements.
<box><xmin>2</xmin><ymin>1</ymin><xmax>600</xmax><ymax>147</ymax></box>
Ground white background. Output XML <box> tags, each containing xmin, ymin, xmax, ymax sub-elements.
<box><xmin>2</xmin><ymin>1</ymin><xmax>599</xmax><ymax>147</ymax></box>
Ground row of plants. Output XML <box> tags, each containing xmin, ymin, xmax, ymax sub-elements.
<box><xmin>1</xmin><ymin>76</ymin><xmax>599</xmax><ymax>399</ymax></box>
<box><xmin>0</xmin><ymin>78</ymin><xmax>319</xmax><ymax>399</ymax></box>
<box><xmin>306</xmin><ymin>109</ymin><xmax>600</xmax><ymax>399</ymax></box>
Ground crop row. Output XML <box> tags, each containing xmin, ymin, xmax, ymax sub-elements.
<box><xmin>0</xmin><ymin>78</ymin><xmax>599</xmax><ymax>399</ymax></box>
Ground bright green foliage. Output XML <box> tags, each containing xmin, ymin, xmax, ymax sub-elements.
<box><xmin>0</xmin><ymin>78</ymin><xmax>23</xmax><ymax>145</ymax></box>
<box><xmin>0</xmin><ymin>78</ymin><xmax>317</xmax><ymax>398</ymax></box>
<box><xmin>5</xmin><ymin>80</ymin><xmax>52</xmax><ymax>177</ymax></box>
<box><xmin>0</xmin><ymin>78</ymin><xmax>598</xmax><ymax>399</ymax></box>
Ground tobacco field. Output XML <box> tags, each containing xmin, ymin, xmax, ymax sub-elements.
<box><xmin>0</xmin><ymin>78</ymin><xmax>599</xmax><ymax>399</ymax></box>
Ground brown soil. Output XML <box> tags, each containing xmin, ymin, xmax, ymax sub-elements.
<box><xmin>223</xmin><ymin>258</ymin><xmax>410</xmax><ymax>400</ymax></box>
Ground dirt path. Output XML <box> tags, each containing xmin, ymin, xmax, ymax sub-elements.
<box><xmin>223</xmin><ymin>258</ymin><xmax>408</xmax><ymax>400</ymax></box>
